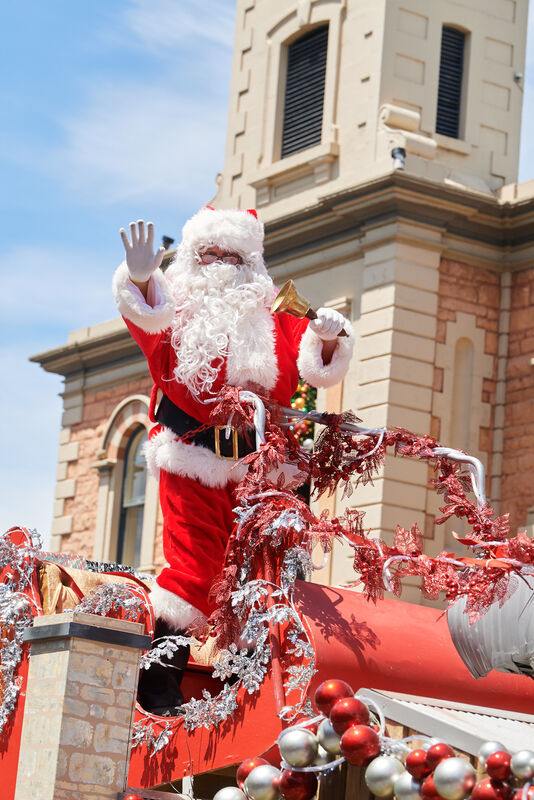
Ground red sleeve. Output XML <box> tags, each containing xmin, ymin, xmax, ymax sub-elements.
<box><xmin>123</xmin><ymin>317</ymin><xmax>173</xmax><ymax>390</ymax></box>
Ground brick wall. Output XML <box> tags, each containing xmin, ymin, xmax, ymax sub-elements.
<box><xmin>59</xmin><ymin>375</ymin><xmax>165</xmax><ymax>567</ymax></box>
<box><xmin>435</xmin><ymin>258</ymin><xmax>500</xmax><ymax>449</ymax></box>
<box><xmin>501</xmin><ymin>267</ymin><xmax>534</xmax><ymax>532</ymax></box>
<box><xmin>430</xmin><ymin>258</ymin><xmax>501</xmax><ymax>529</ymax></box>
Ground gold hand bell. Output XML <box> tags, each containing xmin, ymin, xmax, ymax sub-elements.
<box><xmin>270</xmin><ymin>280</ymin><xmax>349</xmax><ymax>337</ymax></box>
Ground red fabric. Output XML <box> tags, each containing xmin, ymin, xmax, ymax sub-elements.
<box><xmin>124</xmin><ymin>311</ymin><xmax>309</xmax><ymax>424</ymax></box>
<box><xmin>124</xmin><ymin>310</ymin><xmax>310</xmax><ymax>619</ymax></box>
<box><xmin>156</xmin><ymin>472</ymin><xmax>238</xmax><ymax>619</ymax></box>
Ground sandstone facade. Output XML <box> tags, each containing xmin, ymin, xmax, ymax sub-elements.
<box><xmin>31</xmin><ymin>0</ymin><xmax>534</xmax><ymax>598</ymax></box>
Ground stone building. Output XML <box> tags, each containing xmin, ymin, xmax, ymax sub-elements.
<box><xmin>32</xmin><ymin>0</ymin><xmax>534</xmax><ymax>601</ymax></box>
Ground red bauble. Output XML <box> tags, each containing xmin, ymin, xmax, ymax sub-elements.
<box><xmin>486</xmin><ymin>752</ymin><xmax>512</xmax><ymax>781</ymax></box>
<box><xmin>314</xmin><ymin>679</ymin><xmax>354</xmax><ymax>716</ymax></box>
<box><xmin>236</xmin><ymin>757</ymin><xmax>269</xmax><ymax>789</ymax></box>
<box><xmin>330</xmin><ymin>697</ymin><xmax>370</xmax><ymax>735</ymax></box>
<box><xmin>421</xmin><ymin>775</ymin><xmax>441</xmax><ymax>800</ymax></box>
<box><xmin>340</xmin><ymin>724</ymin><xmax>380</xmax><ymax>766</ymax></box>
<box><xmin>124</xmin><ymin>796</ymin><xmax>144</xmax><ymax>800</ymax></box>
<box><xmin>472</xmin><ymin>779</ymin><xmax>513</xmax><ymax>800</ymax></box>
<box><xmin>406</xmin><ymin>749</ymin><xmax>431</xmax><ymax>779</ymax></box>
<box><xmin>426</xmin><ymin>743</ymin><xmax>455</xmax><ymax>771</ymax></box>
<box><xmin>279</xmin><ymin>769</ymin><xmax>318</xmax><ymax>800</ymax></box>
<box><xmin>302</xmin><ymin>721</ymin><xmax>319</xmax><ymax>735</ymax></box>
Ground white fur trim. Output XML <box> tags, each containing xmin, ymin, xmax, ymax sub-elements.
<box><xmin>150</xmin><ymin>583</ymin><xmax>207</xmax><ymax>630</ymax></box>
<box><xmin>112</xmin><ymin>261</ymin><xmax>175</xmax><ymax>333</ymax></box>
<box><xmin>297</xmin><ymin>320</ymin><xmax>354</xmax><ymax>388</ymax></box>
<box><xmin>144</xmin><ymin>427</ymin><xmax>306</xmax><ymax>489</ymax></box>
<box><xmin>181</xmin><ymin>208</ymin><xmax>264</xmax><ymax>258</ymax></box>
<box><xmin>144</xmin><ymin>428</ymin><xmax>249</xmax><ymax>487</ymax></box>
<box><xmin>226</xmin><ymin>307</ymin><xmax>278</xmax><ymax>392</ymax></box>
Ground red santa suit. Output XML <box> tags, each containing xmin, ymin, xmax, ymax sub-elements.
<box><xmin>113</xmin><ymin>208</ymin><xmax>354</xmax><ymax>631</ymax></box>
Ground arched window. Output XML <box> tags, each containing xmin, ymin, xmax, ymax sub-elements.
<box><xmin>281</xmin><ymin>25</ymin><xmax>329</xmax><ymax>158</ymax></box>
<box><xmin>116</xmin><ymin>427</ymin><xmax>148</xmax><ymax>567</ymax></box>
<box><xmin>436</xmin><ymin>26</ymin><xmax>466</xmax><ymax>139</ymax></box>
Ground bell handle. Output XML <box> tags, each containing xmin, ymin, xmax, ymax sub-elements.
<box><xmin>305</xmin><ymin>308</ymin><xmax>349</xmax><ymax>337</ymax></box>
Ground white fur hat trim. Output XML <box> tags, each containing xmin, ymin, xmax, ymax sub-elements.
<box><xmin>181</xmin><ymin>207</ymin><xmax>264</xmax><ymax>257</ymax></box>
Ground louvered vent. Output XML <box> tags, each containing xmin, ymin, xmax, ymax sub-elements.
<box><xmin>281</xmin><ymin>25</ymin><xmax>328</xmax><ymax>159</ymax></box>
<box><xmin>436</xmin><ymin>26</ymin><xmax>465</xmax><ymax>139</ymax></box>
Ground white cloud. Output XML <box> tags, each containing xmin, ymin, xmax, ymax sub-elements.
<box><xmin>122</xmin><ymin>0</ymin><xmax>235</xmax><ymax>53</ymax></box>
<box><xmin>0</xmin><ymin>346</ymin><xmax>62</xmax><ymax>549</ymax></box>
<box><xmin>7</xmin><ymin>2</ymin><xmax>235</xmax><ymax>210</ymax></box>
<box><xmin>52</xmin><ymin>82</ymin><xmax>227</xmax><ymax>207</ymax></box>
<box><xmin>0</xmin><ymin>242</ymin><xmax>123</xmax><ymax>549</ymax></box>
<box><xmin>0</xmin><ymin>245</ymin><xmax>116</xmax><ymax>333</ymax></box>
<box><xmin>0</xmin><ymin>244</ymin><xmax>120</xmax><ymax>547</ymax></box>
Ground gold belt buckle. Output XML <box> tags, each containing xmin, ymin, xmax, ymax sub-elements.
<box><xmin>214</xmin><ymin>426</ymin><xmax>239</xmax><ymax>461</ymax></box>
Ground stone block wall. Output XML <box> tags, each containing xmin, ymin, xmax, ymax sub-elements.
<box><xmin>14</xmin><ymin>612</ymin><xmax>148</xmax><ymax>800</ymax></box>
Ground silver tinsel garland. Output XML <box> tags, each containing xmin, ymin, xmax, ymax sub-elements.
<box><xmin>132</xmin><ymin>508</ymin><xmax>319</xmax><ymax>752</ymax></box>
<box><xmin>76</xmin><ymin>582</ymin><xmax>147</xmax><ymax>621</ymax></box>
<box><xmin>0</xmin><ymin>528</ymin><xmax>42</xmax><ymax>734</ymax></box>
<box><xmin>0</xmin><ymin>528</ymin><xmax>152</xmax><ymax>736</ymax></box>
<box><xmin>1</xmin><ymin>495</ymin><xmax>320</xmax><ymax>755</ymax></box>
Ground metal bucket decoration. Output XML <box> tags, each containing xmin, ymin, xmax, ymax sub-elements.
<box><xmin>447</xmin><ymin>569</ymin><xmax>534</xmax><ymax>679</ymax></box>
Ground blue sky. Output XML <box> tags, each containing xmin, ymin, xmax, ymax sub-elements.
<box><xmin>0</xmin><ymin>1</ymin><xmax>533</xmax><ymax>546</ymax></box>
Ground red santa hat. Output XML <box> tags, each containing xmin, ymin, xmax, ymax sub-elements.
<box><xmin>181</xmin><ymin>206</ymin><xmax>264</xmax><ymax>258</ymax></box>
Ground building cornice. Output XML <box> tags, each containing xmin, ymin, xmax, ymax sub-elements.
<box><xmin>30</xmin><ymin>322</ymin><xmax>143</xmax><ymax>379</ymax></box>
<box><xmin>263</xmin><ymin>172</ymin><xmax>534</xmax><ymax>272</ymax></box>
<box><xmin>31</xmin><ymin>172</ymin><xmax>534</xmax><ymax>377</ymax></box>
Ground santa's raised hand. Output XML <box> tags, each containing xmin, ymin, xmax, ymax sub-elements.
<box><xmin>120</xmin><ymin>220</ymin><xmax>165</xmax><ymax>284</ymax></box>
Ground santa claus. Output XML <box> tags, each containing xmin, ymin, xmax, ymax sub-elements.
<box><xmin>113</xmin><ymin>207</ymin><xmax>354</xmax><ymax>714</ymax></box>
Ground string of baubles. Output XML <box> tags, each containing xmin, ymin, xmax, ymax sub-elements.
<box><xmin>211</xmin><ymin>679</ymin><xmax>534</xmax><ymax>800</ymax></box>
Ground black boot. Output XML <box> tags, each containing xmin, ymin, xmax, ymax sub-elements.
<box><xmin>137</xmin><ymin>618</ymin><xmax>190</xmax><ymax>716</ymax></box>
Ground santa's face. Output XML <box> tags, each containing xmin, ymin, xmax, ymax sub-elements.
<box><xmin>168</xmin><ymin>240</ymin><xmax>277</xmax><ymax>397</ymax></box>
<box><xmin>197</xmin><ymin>245</ymin><xmax>243</xmax><ymax>267</ymax></box>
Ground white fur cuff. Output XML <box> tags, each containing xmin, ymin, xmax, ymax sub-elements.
<box><xmin>150</xmin><ymin>583</ymin><xmax>207</xmax><ymax>630</ymax></box>
<box><xmin>112</xmin><ymin>261</ymin><xmax>175</xmax><ymax>334</ymax></box>
<box><xmin>143</xmin><ymin>428</ymin><xmax>249</xmax><ymax>487</ymax></box>
<box><xmin>297</xmin><ymin>321</ymin><xmax>354</xmax><ymax>388</ymax></box>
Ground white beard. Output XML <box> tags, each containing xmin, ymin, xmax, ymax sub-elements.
<box><xmin>166</xmin><ymin>250</ymin><xmax>279</xmax><ymax>397</ymax></box>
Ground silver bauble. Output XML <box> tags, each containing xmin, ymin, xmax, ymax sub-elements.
<box><xmin>214</xmin><ymin>788</ymin><xmax>248</xmax><ymax>800</ymax></box>
<box><xmin>279</xmin><ymin>728</ymin><xmax>318</xmax><ymax>767</ymax></box>
<box><xmin>511</xmin><ymin>750</ymin><xmax>534</xmax><ymax>780</ymax></box>
<box><xmin>433</xmin><ymin>757</ymin><xmax>476</xmax><ymax>800</ymax></box>
<box><xmin>244</xmin><ymin>765</ymin><xmax>281</xmax><ymax>800</ymax></box>
<box><xmin>317</xmin><ymin>718</ymin><xmax>342</xmax><ymax>755</ymax></box>
<box><xmin>365</xmin><ymin>756</ymin><xmax>405</xmax><ymax>798</ymax></box>
<box><xmin>393</xmin><ymin>771</ymin><xmax>422</xmax><ymax>800</ymax></box>
<box><xmin>314</xmin><ymin>744</ymin><xmax>333</xmax><ymax>767</ymax></box>
<box><xmin>477</xmin><ymin>742</ymin><xmax>507</xmax><ymax>763</ymax></box>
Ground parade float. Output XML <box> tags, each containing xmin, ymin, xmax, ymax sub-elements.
<box><xmin>1</xmin><ymin>385</ymin><xmax>534</xmax><ymax>800</ymax></box>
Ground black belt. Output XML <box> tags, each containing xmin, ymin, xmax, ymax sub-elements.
<box><xmin>155</xmin><ymin>394</ymin><xmax>255</xmax><ymax>461</ymax></box>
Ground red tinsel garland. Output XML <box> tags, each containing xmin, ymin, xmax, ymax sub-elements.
<box><xmin>205</xmin><ymin>388</ymin><xmax>534</xmax><ymax>634</ymax></box>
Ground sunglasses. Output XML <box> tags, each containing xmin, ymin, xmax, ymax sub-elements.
<box><xmin>198</xmin><ymin>249</ymin><xmax>243</xmax><ymax>266</ymax></box>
